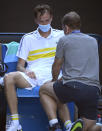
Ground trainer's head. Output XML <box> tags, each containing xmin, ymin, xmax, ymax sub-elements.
<box><xmin>62</xmin><ymin>11</ymin><xmax>81</xmax><ymax>34</ymax></box>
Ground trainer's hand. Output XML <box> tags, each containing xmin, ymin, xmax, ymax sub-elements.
<box><xmin>25</xmin><ymin>71</ymin><xmax>36</xmax><ymax>79</ymax></box>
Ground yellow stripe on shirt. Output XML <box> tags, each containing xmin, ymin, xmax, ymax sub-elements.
<box><xmin>27</xmin><ymin>51</ymin><xmax>55</xmax><ymax>61</ymax></box>
<box><xmin>29</xmin><ymin>47</ymin><xmax>56</xmax><ymax>55</ymax></box>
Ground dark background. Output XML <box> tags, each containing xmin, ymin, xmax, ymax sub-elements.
<box><xmin>0</xmin><ymin>0</ymin><xmax>102</xmax><ymax>35</ymax></box>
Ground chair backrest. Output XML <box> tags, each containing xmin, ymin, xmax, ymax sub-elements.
<box><xmin>0</xmin><ymin>33</ymin><xmax>25</xmax><ymax>43</ymax></box>
<box><xmin>0</xmin><ymin>33</ymin><xmax>25</xmax><ymax>73</ymax></box>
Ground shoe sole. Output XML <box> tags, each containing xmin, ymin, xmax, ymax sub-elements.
<box><xmin>70</xmin><ymin>119</ymin><xmax>83</xmax><ymax>131</ymax></box>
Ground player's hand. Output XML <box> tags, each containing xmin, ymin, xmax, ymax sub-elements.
<box><xmin>25</xmin><ymin>71</ymin><xmax>36</xmax><ymax>79</ymax></box>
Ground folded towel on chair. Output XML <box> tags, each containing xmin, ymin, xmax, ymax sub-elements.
<box><xmin>4</xmin><ymin>41</ymin><xmax>19</xmax><ymax>63</ymax></box>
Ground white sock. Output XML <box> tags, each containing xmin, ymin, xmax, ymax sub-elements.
<box><xmin>11</xmin><ymin>114</ymin><xmax>19</xmax><ymax>125</ymax></box>
<box><xmin>49</xmin><ymin>119</ymin><xmax>58</xmax><ymax>127</ymax></box>
<box><xmin>64</xmin><ymin>120</ymin><xmax>72</xmax><ymax>129</ymax></box>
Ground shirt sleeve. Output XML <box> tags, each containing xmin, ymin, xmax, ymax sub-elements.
<box><xmin>16</xmin><ymin>35</ymin><xmax>29</xmax><ymax>60</ymax></box>
<box><xmin>55</xmin><ymin>38</ymin><xmax>64</xmax><ymax>58</ymax></box>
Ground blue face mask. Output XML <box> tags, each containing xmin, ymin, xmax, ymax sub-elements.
<box><xmin>38</xmin><ymin>24</ymin><xmax>51</xmax><ymax>32</ymax></box>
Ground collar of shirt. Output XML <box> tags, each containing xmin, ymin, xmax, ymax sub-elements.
<box><xmin>35</xmin><ymin>27</ymin><xmax>54</xmax><ymax>39</ymax></box>
<box><xmin>71</xmin><ymin>30</ymin><xmax>80</xmax><ymax>33</ymax></box>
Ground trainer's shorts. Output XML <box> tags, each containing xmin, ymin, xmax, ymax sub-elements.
<box><xmin>53</xmin><ymin>80</ymin><xmax>100</xmax><ymax>120</ymax></box>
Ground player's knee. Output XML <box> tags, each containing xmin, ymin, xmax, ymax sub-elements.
<box><xmin>39</xmin><ymin>85</ymin><xmax>45</xmax><ymax>96</ymax></box>
<box><xmin>4</xmin><ymin>72</ymin><xmax>16</xmax><ymax>85</ymax></box>
<box><xmin>4</xmin><ymin>73</ymin><xmax>12</xmax><ymax>83</ymax></box>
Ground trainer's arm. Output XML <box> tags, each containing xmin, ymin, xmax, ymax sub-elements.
<box><xmin>52</xmin><ymin>57</ymin><xmax>63</xmax><ymax>81</ymax></box>
<box><xmin>52</xmin><ymin>37</ymin><xmax>64</xmax><ymax>81</ymax></box>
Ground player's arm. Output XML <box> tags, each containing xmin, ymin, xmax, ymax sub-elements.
<box><xmin>17</xmin><ymin>58</ymin><xmax>36</xmax><ymax>79</ymax></box>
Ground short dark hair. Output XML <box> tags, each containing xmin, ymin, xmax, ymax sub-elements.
<box><xmin>62</xmin><ymin>11</ymin><xmax>81</xmax><ymax>29</ymax></box>
<box><xmin>33</xmin><ymin>4</ymin><xmax>53</xmax><ymax>19</ymax></box>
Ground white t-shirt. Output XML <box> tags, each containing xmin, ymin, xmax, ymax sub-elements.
<box><xmin>16</xmin><ymin>28</ymin><xmax>64</xmax><ymax>85</ymax></box>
